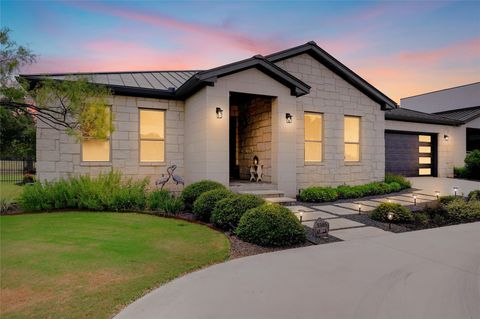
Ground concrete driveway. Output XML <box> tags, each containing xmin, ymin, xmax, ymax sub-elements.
<box><xmin>409</xmin><ymin>177</ymin><xmax>480</xmax><ymax>197</ymax></box>
<box><xmin>115</xmin><ymin>222</ymin><xmax>480</xmax><ymax>319</ymax></box>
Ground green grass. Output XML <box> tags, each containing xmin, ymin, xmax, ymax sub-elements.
<box><xmin>0</xmin><ymin>183</ymin><xmax>23</xmax><ymax>203</ymax></box>
<box><xmin>0</xmin><ymin>212</ymin><xmax>230</xmax><ymax>319</ymax></box>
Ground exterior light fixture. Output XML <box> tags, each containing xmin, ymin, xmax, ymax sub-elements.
<box><xmin>216</xmin><ymin>107</ymin><xmax>223</xmax><ymax>119</ymax></box>
<box><xmin>358</xmin><ymin>204</ymin><xmax>362</xmax><ymax>215</ymax></box>
<box><xmin>413</xmin><ymin>195</ymin><xmax>417</xmax><ymax>206</ymax></box>
<box><xmin>299</xmin><ymin>211</ymin><xmax>303</xmax><ymax>223</ymax></box>
<box><xmin>387</xmin><ymin>211</ymin><xmax>394</xmax><ymax>230</ymax></box>
<box><xmin>444</xmin><ymin>134</ymin><xmax>449</xmax><ymax>141</ymax></box>
<box><xmin>286</xmin><ymin>113</ymin><xmax>293</xmax><ymax>123</ymax></box>
<box><xmin>435</xmin><ymin>191</ymin><xmax>440</xmax><ymax>199</ymax></box>
<box><xmin>453</xmin><ymin>186</ymin><xmax>458</xmax><ymax>197</ymax></box>
<box><xmin>388</xmin><ymin>199</ymin><xmax>392</xmax><ymax>203</ymax></box>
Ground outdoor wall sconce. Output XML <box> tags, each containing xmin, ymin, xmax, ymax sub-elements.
<box><xmin>286</xmin><ymin>113</ymin><xmax>293</xmax><ymax>123</ymax></box>
<box><xmin>444</xmin><ymin>134</ymin><xmax>449</xmax><ymax>141</ymax></box>
<box><xmin>216</xmin><ymin>107</ymin><xmax>223</xmax><ymax>119</ymax></box>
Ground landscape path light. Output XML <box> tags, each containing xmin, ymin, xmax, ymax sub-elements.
<box><xmin>387</xmin><ymin>211</ymin><xmax>394</xmax><ymax>230</ymax></box>
<box><xmin>453</xmin><ymin>186</ymin><xmax>458</xmax><ymax>197</ymax></box>
<box><xmin>358</xmin><ymin>204</ymin><xmax>362</xmax><ymax>215</ymax></box>
<box><xmin>413</xmin><ymin>195</ymin><xmax>417</xmax><ymax>206</ymax></box>
<box><xmin>435</xmin><ymin>191</ymin><xmax>440</xmax><ymax>199</ymax></box>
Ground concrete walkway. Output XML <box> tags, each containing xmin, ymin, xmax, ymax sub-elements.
<box><xmin>409</xmin><ymin>177</ymin><xmax>480</xmax><ymax>197</ymax></box>
<box><xmin>115</xmin><ymin>222</ymin><xmax>480</xmax><ymax>319</ymax></box>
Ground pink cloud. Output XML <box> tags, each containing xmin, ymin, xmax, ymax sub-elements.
<box><xmin>69</xmin><ymin>1</ymin><xmax>289</xmax><ymax>54</ymax></box>
<box><xmin>397</xmin><ymin>37</ymin><xmax>480</xmax><ymax>64</ymax></box>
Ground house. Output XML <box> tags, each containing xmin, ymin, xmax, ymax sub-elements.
<box><xmin>22</xmin><ymin>42</ymin><xmax>478</xmax><ymax>197</ymax></box>
<box><xmin>385</xmin><ymin>83</ymin><xmax>480</xmax><ymax>178</ymax></box>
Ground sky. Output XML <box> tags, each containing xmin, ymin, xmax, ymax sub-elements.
<box><xmin>2</xmin><ymin>0</ymin><xmax>479</xmax><ymax>102</ymax></box>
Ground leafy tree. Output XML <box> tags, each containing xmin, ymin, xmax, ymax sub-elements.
<box><xmin>0</xmin><ymin>107</ymin><xmax>35</xmax><ymax>158</ymax></box>
<box><xmin>0</xmin><ymin>27</ymin><xmax>113</xmax><ymax>143</ymax></box>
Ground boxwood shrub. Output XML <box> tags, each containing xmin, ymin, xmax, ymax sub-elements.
<box><xmin>370</xmin><ymin>202</ymin><xmax>414</xmax><ymax>223</ymax></box>
<box><xmin>180</xmin><ymin>180</ymin><xmax>226</xmax><ymax>210</ymax></box>
<box><xmin>384</xmin><ymin>173</ymin><xmax>411</xmax><ymax>189</ymax></box>
<box><xmin>445</xmin><ymin>198</ymin><xmax>480</xmax><ymax>222</ymax></box>
<box><xmin>298</xmin><ymin>187</ymin><xmax>338</xmax><ymax>202</ymax></box>
<box><xmin>468</xmin><ymin>190</ymin><xmax>480</xmax><ymax>201</ymax></box>
<box><xmin>299</xmin><ymin>178</ymin><xmax>409</xmax><ymax>203</ymax></box>
<box><xmin>236</xmin><ymin>203</ymin><xmax>306</xmax><ymax>247</ymax></box>
<box><xmin>210</xmin><ymin>194</ymin><xmax>264</xmax><ymax>230</ymax></box>
<box><xmin>193</xmin><ymin>188</ymin><xmax>235</xmax><ymax>222</ymax></box>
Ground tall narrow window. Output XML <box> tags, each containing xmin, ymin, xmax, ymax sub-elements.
<box><xmin>304</xmin><ymin>113</ymin><xmax>323</xmax><ymax>162</ymax></box>
<box><xmin>140</xmin><ymin>109</ymin><xmax>165</xmax><ymax>162</ymax></box>
<box><xmin>344</xmin><ymin>116</ymin><xmax>360</xmax><ymax>162</ymax></box>
<box><xmin>82</xmin><ymin>108</ymin><xmax>111</xmax><ymax>162</ymax></box>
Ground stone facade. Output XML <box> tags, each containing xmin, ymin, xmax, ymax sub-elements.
<box><xmin>232</xmin><ymin>96</ymin><xmax>272</xmax><ymax>182</ymax></box>
<box><xmin>36</xmin><ymin>96</ymin><xmax>185</xmax><ymax>192</ymax></box>
<box><xmin>274</xmin><ymin>53</ymin><xmax>385</xmax><ymax>189</ymax></box>
<box><xmin>37</xmin><ymin>53</ymin><xmax>388</xmax><ymax>195</ymax></box>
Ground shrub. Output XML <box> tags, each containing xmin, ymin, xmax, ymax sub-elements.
<box><xmin>337</xmin><ymin>185</ymin><xmax>363</xmax><ymax>199</ymax></box>
<box><xmin>298</xmin><ymin>187</ymin><xmax>338</xmax><ymax>202</ymax></box>
<box><xmin>22</xmin><ymin>173</ymin><xmax>35</xmax><ymax>184</ymax></box>
<box><xmin>158</xmin><ymin>197</ymin><xmax>184</xmax><ymax>215</ymax></box>
<box><xmin>445</xmin><ymin>198</ymin><xmax>480</xmax><ymax>222</ymax></box>
<box><xmin>387</xmin><ymin>182</ymin><xmax>402</xmax><ymax>193</ymax></box>
<box><xmin>468</xmin><ymin>190</ymin><xmax>480</xmax><ymax>201</ymax></box>
<box><xmin>370</xmin><ymin>202</ymin><xmax>414</xmax><ymax>223</ymax></box>
<box><xmin>180</xmin><ymin>180</ymin><xmax>226</xmax><ymax>210</ymax></box>
<box><xmin>438</xmin><ymin>195</ymin><xmax>457</xmax><ymax>206</ymax></box>
<box><xmin>148</xmin><ymin>190</ymin><xmax>172</xmax><ymax>211</ymax></box>
<box><xmin>236</xmin><ymin>203</ymin><xmax>306</xmax><ymax>247</ymax></box>
<box><xmin>210</xmin><ymin>194</ymin><xmax>265</xmax><ymax>230</ymax></box>
<box><xmin>19</xmin><ymin>171</ymin><xmax>149</xmax><ymax>212</ymax></box>
<box><xmin>413</xmin><ymin>212</ymin><xmax>429</xmax><ymax>226</ymax></box>
<box><xmin>464</xmin><ymin>149</ymin><xmax>480</xmax><ymax>179</ymax></box>
<box><xmin>384</xmin><ymin>174</ymin><xmax>411</xmax><ymax>189</ymax></box>
<box><xmin>193</xmin><ymin>188</ymin><xmax>234</xmax><ymax>222</ymax></box>
<box><xmin>453</xmin><ymin>166</ymin><xmax>467</xmax><ymax>178</ymax></box>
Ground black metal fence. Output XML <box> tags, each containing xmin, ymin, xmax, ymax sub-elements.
<box><xmin>0</xmin><ymin>159</ymin><xmax>36</xmax><ymax>184</ymax></box>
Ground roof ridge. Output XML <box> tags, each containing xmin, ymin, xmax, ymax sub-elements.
<box><xmin>401</xmin><ymin>82</ymin><xmax>480</xmax><ymax>100</ymax></box>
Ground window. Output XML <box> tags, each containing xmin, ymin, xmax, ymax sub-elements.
<box><xmin>82</xmin><ymin>108</ymin><xmax>111</xmax><ymax>162</ymax></box>
<box><xmin>419</xmin><ymin>146</ymin><xmax>431</xmax><ymax>153</ymax></box>
<box><xmin>419</xmin><ymin>168</ymin><xmax>431</xmax><ymax>175</ymax></box>
<box><xmin>344</xmin><ymin>116</ymin><xmax>360</xmax><ymax>162</ymax></box>
<box><xmin>304</xmin><ymin>113</ymin><xmax>323</xmax><ymax>162</ymax></box>
<box><xmin>140</xmin><ymin>109</ymin><xmax>165</xmax><ymax>162</ymax></box>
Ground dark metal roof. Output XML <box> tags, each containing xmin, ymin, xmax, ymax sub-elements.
<box><xmin>266</xmin><ymin>41</ymin><xmax>397</xmax><ymax>110</ymax></box>
<box><xmin>385</xmin><ymin>107</ymin><xmax>463</xmax><ymax>126</ymax></box>
<box><xmin>20</xmin><ymin>71</ymin><xmax>200</xmax><ymax>99</ymax></box>
<box><xmin>434</xmin><ymin>106</ymin><xmax>480</xmax><ymax>123</ymax></box>
<box><xmin>176</xmin><ymin>55</ymin><xmax>310</xmax><ymax>98</ymax></box>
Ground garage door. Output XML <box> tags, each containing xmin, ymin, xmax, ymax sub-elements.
<box><xmin>385</xmin><ymin>131</ymin><xmax>436</xmax><ymax>177</ymax></box>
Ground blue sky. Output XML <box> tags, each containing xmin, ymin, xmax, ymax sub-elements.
<box><xmin>2</xmin><ymin>0</ymin><xmax>479</xmax><ymax>101</ymax></box>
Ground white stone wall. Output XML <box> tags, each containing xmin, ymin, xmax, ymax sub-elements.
<box><xmin>36</xmin><ymin>96</ymin><xmax>185</xmax><ymax>191</ymax></box>
<box><xmin>275</xmin><ymin>53</ymin><xmax>385</xmax><ymax>189</ymax></box>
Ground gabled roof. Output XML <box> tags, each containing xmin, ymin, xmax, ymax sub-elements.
<box><xmin>385</xmin><ymin>107</ymin><xmax>463</xmax><ymax>126</ymax></box>
<box><xmin>176</xmin><ymin>55</ymin><xmax>310</xmax><ymax>98</ymax></box>
<box><xmin>434</xmin><ymin>106</ymin><xmax>480</xmax><ymax>123</ymax></box>
<box><xmin>266</xmin><ymin>41</ymin><xmax>397</xmax><ymax>110</ymax></box>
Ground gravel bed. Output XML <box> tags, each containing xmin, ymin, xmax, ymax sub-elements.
<box><xmin>227</xmin><ymin>233</ymin><xmax>312</xmax><ymax>259</ymax></box>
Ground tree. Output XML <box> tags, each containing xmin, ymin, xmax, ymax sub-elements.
<box><xmin>0</xmin><ymin>107</ymin><xmax>36</xmax><ymax>158</ymax></box>
<box><xmin>0</xmin><ymin>27</ymin><xmax>113</xmax><ymax>143</ymax></box>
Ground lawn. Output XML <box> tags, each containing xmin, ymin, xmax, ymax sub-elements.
<box><xmin>0</xmin><ymin>212</ymin><xmax>230</xmax><ymax>319</ymax></box>
<box><xmin>0</xmin><ymin>183</ymin><xmax>23</xmax><ymax>203</ymax></box>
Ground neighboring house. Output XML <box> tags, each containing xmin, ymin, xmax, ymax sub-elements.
<box><xmin>22</xmin><ymin>42</ymin><xmax>477</xmax><ymax>196</ymax></box>
<box><xmin>385</xmin><ymin>83</ymin><xmax>480</xmax><ymax>178</ymax></box>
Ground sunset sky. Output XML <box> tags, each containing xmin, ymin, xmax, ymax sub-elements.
<box><xmin>2</xmin><ymin>0</ymin><xmax>479</xmax><ymax>102</ymax></box>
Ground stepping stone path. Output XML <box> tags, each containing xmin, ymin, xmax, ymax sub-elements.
<box><xmin>287</xmin><ymin>191</ymin><xmax>437</xmax><ymax>242</ymax></box>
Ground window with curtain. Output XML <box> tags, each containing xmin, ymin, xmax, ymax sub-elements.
<box><xmin>82</xmin><ymin>108</ymin><xmax>111</xmax><ymax>162</ymax></box>
<box><xmin>344</xmin><ymin>116</ymin><xmax>360</xmax><ymax>162</ymax></box>
<box><xmin>140</xmin><ymin>109</ymin><xmax>165</xmax><ymax>162</ymax></box>
<box><xmin>304</xmin><ymin>113</ymin><xmax>323</xmax><ymax>162</ymax></box>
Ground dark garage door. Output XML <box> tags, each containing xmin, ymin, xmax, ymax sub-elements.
<box><xmin>385</xmin><ymin>131</ymin><xmax>436</xmax><ymax>177</ymax></box>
